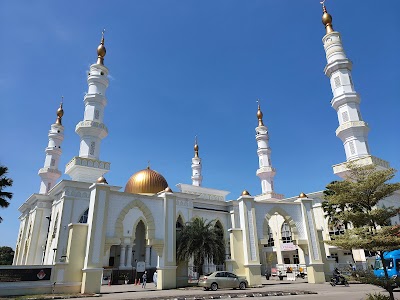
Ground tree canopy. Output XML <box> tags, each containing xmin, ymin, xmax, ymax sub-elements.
<box><xmin>0</xmin><ymin>165</ymin><xmax>13</xmax><ymax>223</ymax></box>
<box><xmin>176</xmin><ymin>217</ymin><xmax>225</xmax><ymax>275</ymax></box>
<box><xmin>323</xmin><ymin>163</ymin><xmax>400</xmax><ymax>299</ymax></box>
<box><xmin>0</xmin><ymin>246</ymin><xmax>14</xmax><ymax>265</ymax></box>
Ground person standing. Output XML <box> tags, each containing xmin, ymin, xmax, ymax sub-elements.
<box><xmin>153</xmin><ymin>270</ymin><xmax>158</xmax><ymax>288</ymax></box>
<box><xmin>142</xmin><ymin>271</ymin><xmax>147</xmax><ymax>288</ymax></box>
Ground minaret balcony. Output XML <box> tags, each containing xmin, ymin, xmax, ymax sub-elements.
<box><xmin>331</xmin><ymin>92</ymin><xmax>359</xmax><ymax>110</ymax></box>
<box><xmin>256</xmin><ymin>166</ymin><xmax>276</xmax><ymax>176</ymax></box>
<box><xmin>324</xmin><ymin>58</ymin><xmax>352</xmax><ymax>78</ymax></box>
<box><xmin>335</xmin><ymin>121</ymin><xmax>369</xmax><ymax>139</ymax></box>
<box><xmin>38</xmin><ymin>167</ymin><xmax>61</xmax><ymax>177</ymax></box>
<box><xmin>45</xmin><ymin>147</ymin><xmax>62</xmax><ymax>155</ymax></box>
<box><xmin>333</xmin><ymin>155</ymin><xmax>390</xmax><ymax>179</ymax></box>
<box><xmin>84</xmin><ymin>93</ymin><xmax>107</xmax><ymax>107</ymax></box>
<box><xmin>75</xmin><ymin>120</ymin><xmax>108</xmax><ymax>139</ymax></box>
<box><xmin>65</xmin><ymin>156</ymin><xmax>110</xmax><ymax>183</ymax></box>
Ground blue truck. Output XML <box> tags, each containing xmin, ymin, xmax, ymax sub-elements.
<box><xmin>374</xmin><ymin>250</ymin><xmax>400</xmax><ymax>281</ymax></box>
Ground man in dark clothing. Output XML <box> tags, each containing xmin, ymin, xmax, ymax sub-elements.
<box><xmin>333</xmin><ymin>267</ymin><xmax>341</xmax><ymax>284</ymax></box>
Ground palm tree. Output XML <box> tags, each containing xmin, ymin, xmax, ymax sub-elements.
<box><xmin>176</xmin><ymin>217</ymin><xmax>225</xmax><ymax>275</ymax></box>
<box><xmin>0</xmin><ymin>165</ymin><xmax>13</xmax><ymax>223</ymax></box>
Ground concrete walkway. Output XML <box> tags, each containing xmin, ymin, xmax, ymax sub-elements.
<box><xmin>92</xmin><ymin>277</ymin><xmax>387</xmax><ymax>300</ymax></box>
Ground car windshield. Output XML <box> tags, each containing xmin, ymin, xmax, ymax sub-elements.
<box><xmin>375</xmin><ymin>258</ymin><xmax>393</xmax><ymax>270</ymax></box>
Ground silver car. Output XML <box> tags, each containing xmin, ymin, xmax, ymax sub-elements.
<box><xmin>198</xmin><ymin>271</ymin><xmax>248</xmax><ymax>291</ymax></box>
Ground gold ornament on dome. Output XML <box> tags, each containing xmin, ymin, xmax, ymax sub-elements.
<box><xmin>97</xmin><ymin>176</ymin><xmax>108</xmax><ymax>184</ymax></box>
<box><xmin>320</xmin><ymin>1</ymin><xmax>334</xmax><ymax>34</ymax></box>
<box><xmin>241</xmin><ymin>190</ymin><xmax>251</xmax><ymax>196</ymax></box>
<box><xmin>299</xmin><ymin>192</ymin><xmax>308</xmax><ymax>198</ymax></box>
<box><xmin>97</xmin><ymin>29</ymin><xmax>106</xmax><ymax>65</ymax></box>
<box><xmin>256</xmin><ymin>99</ymin><xmax>264</xmax><ymax>127</ymax></box>
<box><xmin>125</xmin><ymin>167</ymin><xmax>168</xmax><ymax>194</ymax></box>
<box><xmin>55</xmin><ymin>96</ymin><xmax>64</xmax><ymax>125</ymax></box>
<box><xmin>164</xmin><ymin>187</ymin><xmax>173</xmax><ymax>193</ymax></box>
<box><xmin>194</xmin><ymin>136</ymin><xmax>199</xmax><ymax>158</ymax></box>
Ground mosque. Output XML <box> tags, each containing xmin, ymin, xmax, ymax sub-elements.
<box><xmin>11</xmin><ymin>4</ymin><xmax>399</xmax><ymax>295</ymax></box>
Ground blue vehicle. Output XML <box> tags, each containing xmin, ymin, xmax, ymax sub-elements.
<box><xmin>374</xmin><ymin>250</ymin><xmax>400</xmax><ymax>282</ymax></box>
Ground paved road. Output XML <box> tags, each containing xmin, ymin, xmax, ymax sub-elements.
<box><xmin>71</xmin><ymin>278</ymin><xmax>392</xmax><ymax>300</ymax></box>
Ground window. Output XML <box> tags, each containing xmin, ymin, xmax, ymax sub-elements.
<box><xmin>78</xmin><ymin>208</ymin><xmax>89</xmax><ymax>223</ymax></box>
<box><xmin>95</xmin><ymin>110</ymin><xmax>100</xmax><ymax>120</ymax></box>
<box><xmin>328</xmin><ymin>222</ymin><xmax>345</xmax><ymax>240</ymax></box>
<box><xmin>90</xmin><ymin>142</ymin><xmax>95</xmax><ymax>155</ymax></box>
<box><xmin>266</xmin><ymin>226</ymin><xmax>274</xmax><ymax>247</ymax></box>
<box><xmin>293</xmin><ymin>253</ymin><xmax>299</xmax><ymax>264</ymax></box>
<box><xmin>334</xmin><ymin>76</ymin><xmax>341</xmax><ymax>88</ymax></box>
<box><xmin>349</xmin><ymin>141</ymin><xmax>355</xmax><ymax>155</ymax></box>
<box><xmin>281</xmin><ymin>223</ymin><xmax>292</xmax><ymax>243</ymax></box>
<box><xmin>52</xmin><ymin>214</ymin><xmax>59</xmax><ymax>239</ymax></box>
<box><xmin>342</xmin><ymin>111</ymin><xmax>349</xmax><ymax>122</ymax></box>
<box><xmin>51</xmin><ymin>159</ymin><xmax>55</xmax><ymax>166</ymax></box>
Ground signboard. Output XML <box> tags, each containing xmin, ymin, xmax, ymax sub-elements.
<box><xmin>136</xmin><ymin>261</ymin><xmax>146</xmax><ymax>272</ymax></box>
<box><xmin>0</xmin><ymin>268</ymin><xmax>52</xmax><ymax>282</ymax></box>
<box><xmin>280</xmin><ymin>243</ymin><xmax>297</xmax><ymax>251</ymax></box>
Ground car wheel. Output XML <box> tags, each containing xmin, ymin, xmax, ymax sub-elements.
<box><xmin>210</xmin><ymin>283</ymin><xmax>218</xmax><ymax>291</ymax></box>
<box><xmin>239</xmin><ymin>282</ymin><xmax>246</xmax><ymax>290</ymax></box>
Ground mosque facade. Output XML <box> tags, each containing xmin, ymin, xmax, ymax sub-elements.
<box><xmin>11</xmin><ymin>5</ymin><xmax>399</xmax><ymax>294</ymax></box>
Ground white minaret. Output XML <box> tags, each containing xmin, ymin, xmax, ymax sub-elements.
<box><xmin>255</xmin><ymin>102</ymin><xmax>283</xmax><ymax>200</ymax></box>
<box><xmin>65</xmin><ymin>31</ymin><xmax>111</xmax><ymax>182</ymax></box>
<box><xmin>191</xmin><ymin>137</ymin><xmax>203</xmax><ymax>186</ymax></box>
<box><xmin>321</xmin><ymin>4</ymin><xmax>390</xmax><ymax>178</ymax></box>
<box><xmin>38</xmin><ymin>101</ymin><xmax>65</xmax><ymax>194</ymax></box>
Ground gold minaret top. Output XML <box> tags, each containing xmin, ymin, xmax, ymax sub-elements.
<box><xmin>97</xmin><ymin>29</ymin><xmax>106</xmax><ymax>65</ymax></box>
<box><xmin>194</xmin><ymin>136</ymin><xmax>199</xmax><ymax>158</ymax></box>
<box><xmin>55</xmin><ymin>97</ymin><xmax>64</xmax><ymax>125</ymax></box>
<box><xmin>321</xmin><ymin>1</ymin><xmax>334</xmax><ymax>34</ymax></box>
<box><xmin>256</xmin><ymin>100</ymin><xmax>264</xmax><ymax>127</ymax></box>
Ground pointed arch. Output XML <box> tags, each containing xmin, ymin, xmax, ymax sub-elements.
<box><xmin>115</xmin><ymin>199</ymin><xmax>155</xmax><ymax>242</ymax></box>
<box><xmin>264</xmin><ymin>206</ymin><xmax>299</xmax><ymax>241</ymax></box>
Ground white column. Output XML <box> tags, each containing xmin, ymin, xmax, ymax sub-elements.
<box><xmin>145</xmin><ymin>246</ymin><xmax>151</xmax><ymax>267</ymax></box>
<box><xmin>126</xmin><ymin>245</ymin><xmax>133</xmax><ymax>267</ymax></box>
<box><xmin>119</xmin><ymin>245</ymin><xmax>126</xmax><ymax>267</ymax></box>
<box><xmin>191</xmin><ymin>138</ymin><xmax>202</xmax><ymax>186</ymax></box>
<box><xmin>38</xmin><ymin>102</ymin><xmax>64</xmax><ymax>194</ymax></box>
<box><xmin>65</xmin><ymin>33</ymin><xmax>111</xmax><ymax>183</ymax></box>
<box><xmin>255</xmin><ymin>103</ymin><xmax>283</xmax><ymax>200</ymax></box>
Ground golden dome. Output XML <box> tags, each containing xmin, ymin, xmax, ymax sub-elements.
<box><xmin>97</xmin><ymin>176</ymin><xmax>108</xmax><ymax>184</ymax></box>
<box><xmin>55</xmin><ymin>100</ymin><xmax>64</xmax><ymax>125</ymax></box>
<box><xmin>125</xmin><ymin>167</ymin><xmax>168</xmax><ymax>194</ymax></box>
<box><xmin>299</xmin><ymin>192</ymin><xmax>308</xmax><ymax>198</ymax></box>
<box><xmin>241</xmin><ymin>190</ymin><xmax>251</xmax><ymax>196</ymax></box>
<box><xmin>256</xmin><ymin>100</ymin><xmax>264</xmax><ymax>127</ymax></box>
<box><xmin>97</xmin><ymin>29</ymin><xmax>106</xmax><ymax>65</ymax></box>
<box><xmin>322</xmin><ymin>4</ymin><xmax>334</xmax><ymax>34</ymax></box>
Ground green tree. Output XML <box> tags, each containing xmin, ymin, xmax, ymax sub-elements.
<box><xmin>323</xmin><ymin>163</ymin><xmax>400</xmax><ymax>300</ymax></box>
<box><xmin>176</xmin><ymin>217</ymin><xmax>225</xmax><ymax>275</ymax></box>
<box><xmin>0</xmin><ymin>165</ymin><xmax>13</xmax><ymax>223</ymax></box>
<box><xmin>0</xmin><ymin>246</ymin><xmax>14</xmax><ymax>265</ymax></box>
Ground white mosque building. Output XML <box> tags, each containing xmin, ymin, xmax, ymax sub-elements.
<box><xmin>11</xmin><ymin>4</ymin><xmax>399</xmax><ymax>295</ymax></box>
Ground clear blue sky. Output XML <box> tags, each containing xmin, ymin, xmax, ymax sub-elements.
<box><xmin>1</xmin><ymin>0</ymin><xmax>399</xmax><ymax>247</ymax></box>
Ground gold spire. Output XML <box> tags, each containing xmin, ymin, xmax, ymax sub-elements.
<box><xmin>256</xmin><ymin>99</ymin><xmax>264</xmax><ymax>127</ymax></box>
<box><xmin>97</xmin><ymin>176</ymin><xmax>108</xmax><ymax>184</ymax></box>
<box><xmin>96</xmin><ymin>29</ymin><xmax>106</xmax><ymax>65</ymax></box>
<box><xmin>321</xmin><ymin>1</ymin><xmax>334</xmax><ymax>34</ymax></box>
<box><xmin>194</xmin><ymin>136</ymin><xmax>199</xmax><ymax>158</ymax></box>
<box><xmin>55</xmin><ymin>96</ymin><xmax>64</xmax><ymax>125</ymax></box>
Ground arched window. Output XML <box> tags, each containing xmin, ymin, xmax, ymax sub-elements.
<box><xmin>176</xmin><ymin>216</ymin><xmax>184</xmax><ymax>231</ymax></box>
<box><xmin>78</xmin><ymin>208</ymin><xmax>89</xmax><ymax>224</ymax></box>
<box><xmin>281</xmin><ymin>222</ymin><xmax>292</xmax><ymax>243</ymax></box>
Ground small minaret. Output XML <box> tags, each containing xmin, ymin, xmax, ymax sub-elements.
<box><xmin>38</xmin><ymin>100</ymin><xmax>64</xmax><ymax>194</ymax></box>
<box><xmin>255</xmin><ymin>102</ymin><xmax>283</xmax><ymax>200</ymax></box>
<box><xmin>191</xmin><ymin>137</ymin><xmax>202</xmax><ymax>186</ymax></box>
<box><xmin>321</xmin><ymin>3</ymin><xmax>389</xmax><ymax>177</ymax></box>
<box><xmin>65</xmin><ymin>30</ymin><xmax>111</xmax><ymax>182</ymax></box>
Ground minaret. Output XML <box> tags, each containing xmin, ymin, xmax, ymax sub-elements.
<box><xmin>65</xmin><ymin>31</ymin><xmax>111</xmax><ymax>182</ymax></box>
<box><xmin>191</xmin><ymin>137</ymin><xmax>202</xmax><ymax>186</ymax></box>
<box><xmin>38</xmin><ymin>100</ymin><xmax>65</xmax><ymax>194</ymax></box>
<box><xmin>321</xmin><ymin>3</ymin><xmax>390</xmax><ymax>177</ymax></box>
<box><xmin>255</xmin><ymin>102</ymin><xmax>283</xmax><ymax>200</ymax></box>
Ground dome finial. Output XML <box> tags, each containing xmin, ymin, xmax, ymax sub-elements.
<box><xmin>321</xmin><ymin>0</ymin><xmax>334</xmax><ymax>34</ymax></box>
<box><xmin>55</xmin><ymin>96</ymin><xmax>64</xmax><ymax>125</ymax></box>
<box><xmin>194</xmin><ymin>136</ymin><xmax>199</xmax><ymax>158</ymax></box>
<box><xmin>147</xmin><ymin>160</ymin><xmax>151</xmax><ymax>170</ymax></box>
<box><xmin>256</xmin><ymin>99</ymin><xmax>264</xmax><ymax>126</ymax></box>
<box><xmin>96</xmin><ymin>29</ymin><xmax>106</xmax><ymax>65</ymax></box>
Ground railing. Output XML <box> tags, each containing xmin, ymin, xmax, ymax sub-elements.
<box><xmin>273</xmin><ymin>264</ymin><xmax>307</xmax><ymax>276</ymax></box>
